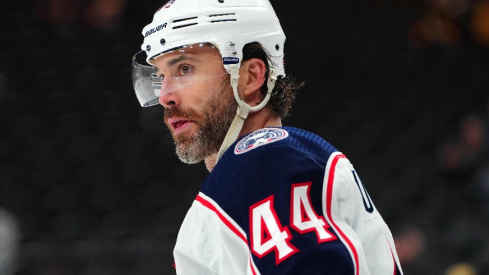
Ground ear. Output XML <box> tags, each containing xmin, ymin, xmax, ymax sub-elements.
<box><xmin>237</xmin><ymin>58</ymin><xmax>267</xmax><ymax>107</ymax></box>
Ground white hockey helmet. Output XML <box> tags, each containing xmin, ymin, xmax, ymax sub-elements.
<box><xmin>132</xmin><ymin>0</ymin><xmax>286</xmax><ymax>161</ymax></box>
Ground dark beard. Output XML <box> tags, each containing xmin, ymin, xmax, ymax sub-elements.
<box><xmin>164</xmin><ymin>79</ymin><xmax>237</xmax><ymax>164</ymax></box>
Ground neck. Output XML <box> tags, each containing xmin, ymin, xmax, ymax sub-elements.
<box><xmin>239</xmin><ymin>108</ymin><xmax>282</xmax><ymax>137</ymax></box>
<box><xmin>205</xmin><ymin>153</ymin><xmax>218</xmax><ymax>171</ymax></box>
<box><xmin>204</xmin><ymin>107</ymin><xmax>281</xmax><ymax>172</ymax></box>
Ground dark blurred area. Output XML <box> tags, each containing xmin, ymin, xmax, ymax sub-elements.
<box><xmin>0</xmin><ymin>0</ymin><xmax>488</xmax><ymax>274</ymax></box>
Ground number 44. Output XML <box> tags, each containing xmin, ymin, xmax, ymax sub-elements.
<box><xmin>249</xmin><ymin>182</ymin><xmax>337</xmax><ymax>265</ymax></box>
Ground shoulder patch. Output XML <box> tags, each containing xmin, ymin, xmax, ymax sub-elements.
<box><xmin>234</xmin><ymin>128</ymin><xmax>289</xmax><ymax>155</ymax></box>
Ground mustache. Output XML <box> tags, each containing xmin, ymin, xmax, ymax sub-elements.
<box><xmin>164</xmin><ymin>107</ymin><xmax>198</xmax><ymax>120</ymax></box>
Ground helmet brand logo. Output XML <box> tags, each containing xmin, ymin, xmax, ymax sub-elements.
<box><xmin>144</xmin><ymin>23</ymin><xmax>168</xmax><ymax>37</ymax></box>
<box><xmin>223</xmin><ymin>57</ymin><xmax>239</xmax><ymax>64</ymax></box>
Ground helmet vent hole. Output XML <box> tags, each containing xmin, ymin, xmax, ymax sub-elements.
<box><xmin>172</xmin><ymin>23</ymin><xmax>198</xmax><ymax>29</ymax></box>
<box><xmin>172</xmin><ymin>16</ymin><xmax>199</xmax><ymax>29</ymax></box>
<box><xmin>209</xmin><ymin>13</ymin><xmax>235</xmax><ymax>17</ymax></box>
<box><xmin>218</xmin><ymin>0</ymin><xmax>224</xmax><ymax>3</ymax></box>
<box><xmin>173</xmin><ymin>16</ymin><xmax>198</xmax><ymax>23</ymax></box>
<box><xmin>275</xmin><ymin>44</ymin><xmax>280</xmax><ymax>51</ymax></box>
<box><xmin>209</xmin><ymin>13</ymin><xmax>237</xmax><ymax>23</ymax></box>
<box><xmin>210</xmin><ymin>19</ymin><xmax>237</xmax><ymax>23</ymax></box>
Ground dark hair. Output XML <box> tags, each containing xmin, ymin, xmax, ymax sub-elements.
<box><xmin>242</xmin><ymin>42</ymin><xmax>304</xmax><ymax>119</ymax></box>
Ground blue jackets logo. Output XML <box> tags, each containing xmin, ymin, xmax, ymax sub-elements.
<box><xmin>235</xmin><ymin>128</ymin><xmax>289</xmax><ymax>155</ymax></box>
<box><xmin>223</xmin><ymin>57</ymin><xmax>239</xmax><ymax>65</ymax></box>
<box><xmin>157</xmin><ymin>0</ymin><xmax>176</xmax><ymax>11</ymax></box>
<box><xmin>163</xmin><ymin>0</ymin><xmax>177</xmax><ymax>8</ymax></box>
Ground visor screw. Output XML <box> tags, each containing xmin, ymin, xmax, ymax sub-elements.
<box><xmin>160</xmin><ymin>38</ymin><xmax>166</xmax><ymax>45</ymax></box>
<box><xmin>218</xmin><ymin>0</ymin><xmax>224</xmax><ymax>2</ymax></box>
<box><xmin>146</xmin><ymin>45</ymin><xmax>151</xmax><ymax>52</ymax></box>
<box><xmin>275</xmin><ymin>44</ymin><xmax>280</xmax><ymax>51</ymax></box>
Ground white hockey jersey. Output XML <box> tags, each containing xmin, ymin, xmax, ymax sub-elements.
<box><xmin>174</xmin><ymin>127</ymin><xmax>403</xmax><ymax>274</ymax></box>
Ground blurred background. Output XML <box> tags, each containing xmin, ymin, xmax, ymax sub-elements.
<box><xmin>0</xmin><ymin>0</ymin><xmax>488</xmax><ymax>274</ymax></box>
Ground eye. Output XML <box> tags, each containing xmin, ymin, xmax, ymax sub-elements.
<box><xmin>179</xmin><ymin>64</ymin><xmax>193</xmax><ymax>75</ymax></box>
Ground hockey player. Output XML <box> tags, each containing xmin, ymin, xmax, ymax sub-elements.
<box><xmin>131</xmin><ymin>0</ymin><xmax>403</xmax><ymax>273</ymax></box>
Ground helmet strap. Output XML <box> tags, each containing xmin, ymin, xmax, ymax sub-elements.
<box><xmin>215</xmin><ymin>69</ymin><xmax>277</xmax><ymax>163</ymax></box>
<box><xmin>216</xmin><ymin>101</ymin><xmax>250</xmax><ymax>162</ymax></box>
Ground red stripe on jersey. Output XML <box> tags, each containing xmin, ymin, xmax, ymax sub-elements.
<box><xmin>196</xmin><ymin>194</ymin><xmax>247</xmax><ymax>244</ymax></box>
<box><xmin>195</xmin><ymin>194</ymin><xmax>258</xmax><ymax>275</ymax></box>
<box><xmin>325</xmin><ymin>154</ymin><xmax>360</xmax><ymax>275</ymax></box>
<box><xmin>386</xmin><ymin>239</ymin><xmax>398</xmax><ymax>275</ymax></box>
<box><xmin>249</xmin><ymin>256</ymin><xmax>257</xmax><ymax>275</ymax></box>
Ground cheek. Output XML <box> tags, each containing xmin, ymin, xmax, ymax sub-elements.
<box><xmin>176</xmin><ymin>85</ymin><xmax>205</xmax><ymax>110</ymax></box>
<box><xmin>182</xmin><ymin>75</ymin><xmax>231</xmax><ymax>113</ymax></box>
<box><xmin>191</xmin><ymin>79</ymin><xmax>221</xmax><ymax>107</ymax></box>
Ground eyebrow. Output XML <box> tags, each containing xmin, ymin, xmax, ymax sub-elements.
<box><xmin>155</xmin><ymin>55</ymin><xmax>195</xmax><ymax>74</ymax></box>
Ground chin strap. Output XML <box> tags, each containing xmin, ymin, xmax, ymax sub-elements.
<box><xmin>216</xmin><ymin>102</ymin><xmax>250</xmax><ymax>161</ymax></box>
<box><xmin>215</xmin><ymin>69</ymin><xmax>277</xmax><ymax>163</ymax></box>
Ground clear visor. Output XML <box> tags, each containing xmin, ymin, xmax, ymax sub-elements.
<box><xmin>131</xmin><ymin>44</ymin><xmax>229</xmax><ymax>107</ymax></box>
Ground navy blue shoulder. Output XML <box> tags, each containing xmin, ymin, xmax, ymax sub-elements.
<box><xmin>201</xmin><ymin>127</ymin><xmax>338</xmax><ymax>203</ymax></box>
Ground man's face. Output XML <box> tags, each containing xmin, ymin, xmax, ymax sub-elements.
<box><xmin>154</xmin><ymin>44</ymin><xmax>237</xmax><ymax>164</ymax></box>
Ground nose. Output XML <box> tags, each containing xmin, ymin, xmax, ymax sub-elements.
<box><xmin>158</xmin><ymin>80</ymin><xmax>181</xmax><ymax>108</ymax></box>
